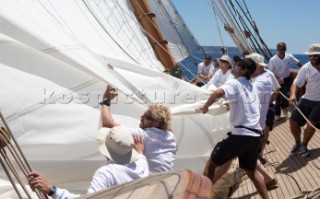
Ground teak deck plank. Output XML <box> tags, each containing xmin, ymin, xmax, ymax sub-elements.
<box><xmin>229</xmin><ymin>116</ymin><xmax>320</xmax><ymax>199</ymax></box>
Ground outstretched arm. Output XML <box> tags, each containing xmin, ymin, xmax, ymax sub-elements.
<box><xmin>197</xmin><ymin>88</ymin><xmax>225</xmax><ymax>113</ymax></box>
<box><xmin>101</xmin><ymin>86</ymin><xmax>120</xmax><ymax>128</ymax></box>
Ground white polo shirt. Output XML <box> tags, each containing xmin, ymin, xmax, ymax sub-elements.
<box><xmin>131</xmin><ymin>127</ymin><xmax>176</xmax><ymax>173</ymax></box>
<box><xmin>268</xmin><ymin>53</ymin><xmax>300</xmax><ymax>78</ymax></box>
<box><xmin>293</xmin><ymin>61</ymin><xmax>320</xmax><ymax>101</ymax></box>
<box><xmin>206</xmin><ymin>69</ymin><xmax>234</xmax><ymax>88</ymax></box>
<box><xmin>197</xmin><ymin>62</ymin><xmax>214</xmax><ymax>83</ymax></box>
<box><xmin>251</xmin><ymin>70</ymin><xmax>274</xmax><ymax>129</ymax></box>
<box><xmin>220</xmin><ymin>77</ymin><xmax>261</xmax><ymax>136</ymax></box>
<box><xmin>52</xmin><ymin>154</ymin><xmax>149</xmax><ymax>199</ymax></box>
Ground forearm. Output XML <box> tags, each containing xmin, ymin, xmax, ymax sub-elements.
<box><xmin>205</xmin><ymin>89</ymin><xmax>224</xmax><ymax>107</ymax></box>
<box><xmin>101</xmin><ymin>104</ymin><xmax>119</xmax><ymax>128</ymax></box>
<box><xmin>290</xmin><ymin>84</ymin><xmax>298</xmax><ymax>99</ymax></box>
<box><xmin>269</xmin><ymin>90</ymin><xmax>279</xmax><ymax>104</ymax></box>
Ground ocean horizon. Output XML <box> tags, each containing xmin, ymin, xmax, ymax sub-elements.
<box><xmin>180</xmin><ymin>47</ymin><xmax>309</xmax><ymax>80</ymax></box>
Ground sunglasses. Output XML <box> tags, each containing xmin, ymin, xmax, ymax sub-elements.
<box><xmin>142</xmin><ymin>113</ymin><xmax>154</xmax><ymax>121</ymax></box>
<box><xmin>309</xmin><ymin>55</ymin><xmax>320</xmax><ymax>58</ymax></box>
<box><xmin>277</xmin><ymin>48</ymin><xmax>286</xmax><ymax>51</ymax></box>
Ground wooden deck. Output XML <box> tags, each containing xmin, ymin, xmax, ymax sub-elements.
<box><xmin>229</xmin><ymin>116</ymin><xmax>320</xmax><ymax>199</ymax></box>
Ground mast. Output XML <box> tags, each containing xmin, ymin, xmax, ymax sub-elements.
<box><xmin>129</xmin><ymin>0</ymin><xmax>180</xmax><ymax>74</ymax></box>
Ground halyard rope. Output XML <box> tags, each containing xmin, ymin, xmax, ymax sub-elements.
<box><xmin>0</xmin><ymin>112</ymin><xmax>47</xmax><ymax>199</ymax></box>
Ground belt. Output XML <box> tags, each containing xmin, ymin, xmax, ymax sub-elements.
<box><xmin>234</xmin><ymin>125</ymin><xmax>262</xmax><ymax>135</ymax></box>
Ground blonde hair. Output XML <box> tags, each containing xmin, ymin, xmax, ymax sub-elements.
<box><xmin>148</xmin><ymin>104</ymin><xmax>172</xmax><ymax>131</ymax></box>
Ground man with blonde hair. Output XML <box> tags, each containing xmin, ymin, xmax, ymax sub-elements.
<box><xmin>100</xmin><ymin>86</ymin><xmax>176</xmax><ymax>173</ymax></box>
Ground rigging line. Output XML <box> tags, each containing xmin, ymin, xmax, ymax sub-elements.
<box><xmin>103</xmin><ymin>0</ymin><xmax>163</xmax><ymax>68</ymax></box>
<box><xmin>210</xmin><ymin>0</ymin><xmax>248</xmax><ymax>52</ymax></box>
<box><xmin>210</xmin><ymin>0</ymin><xmax>225</xmax><ymax>48</ymax></box>
<box><xmin>227</xmin><ymin>0</ymin><xmax>265</xmax><ymax>56</ymax></box>
<box><xmin>216</xmin><ymin>0</ymin><xmax>249</xmax><ymax>51</ymax></box>
<box><xmin>233</xmin><ymin>0</ymin><xmax>272</xmax><ymax>58</ymax></box>
<box><xmin>128</xmin><ymin>0</ymin><xmax>201</xmax><ymax>78</ymax></box>
<box><xmin>91</xmin><ymin>0</ymin><xmax>157</xmax><ymax>65</ymax></box>
<box><xmin>241</xmin><ymin>0</ymin><xmax>253</xmax><ymax>21</ymax></box>
<box><xmin>155</xmin><ymin>1</ymin><xmax>190</xmax><ymax>56</ymax></box>
<box><xmin>279</xmin><ymin>92</ymin><xmax>320</xmax><ymax>132</ymax></box>
<box><xmin>224</xmin><ymin>0</ymin><xmax>250</xmax><ymax>47</ymax></box>
<box><xmin>166</xmin><ymin>0</ymin><xmax>206</xmax><ymax>55</ymax></box>
<box><xmin>82</xmin><ymin>0</ymin><xmax>139</xmax><ymax>65</ymax></box>
<box><xmin>90</xmin><ymin>0</ymin><xmax>179</xmax><ymax>71</ymax></box>
<box><xmin>0</xmin><ymin>126</ymin><xmax>46</xmax><ymax>198</ymax></box>
<box><xmin>156</xmin><ymin>0</ymin><xmax>199</xmax><ymax>78</ymax></box>
<box><xmin>130</xmin><ymin>0</ymin><xmax>179</xmax><ymax>63</ymax></box>
<box><xmin>154</xmin><ymin>2</ymin><xmax>191</xmax><ymax>60</ymax></box>
<box><xmin>130</xmin><ymin>0</ymin><xmax>197</xmax><ymax>72</ymax></box>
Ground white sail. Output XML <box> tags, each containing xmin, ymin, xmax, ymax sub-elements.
<box><xmin>0</xmin><ymin>0</ymin><xmax>231</xmax><ymax>197</ymax></box>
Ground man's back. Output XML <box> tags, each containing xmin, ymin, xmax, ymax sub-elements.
<box><xmin>131</xmin><ymin>127</ymin><xmax>176</xmax><ymax>173</ymax></box>
<box><xmin>88</xmin><ymin>156</ymin><xmax>149</xmax><ymax>193</ymax></box>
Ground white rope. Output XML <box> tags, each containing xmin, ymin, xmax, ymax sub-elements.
<box><xmin>279</xmin><ymin>92</ymin><xmax>320</xmax><ymax>132</ymax></box>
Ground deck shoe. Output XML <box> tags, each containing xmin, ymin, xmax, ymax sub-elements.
<box><xmin>282</xmin><ymin>108</ymin><xmax>289</xmax><ymax>117</ymax></box>
<box><xmin>289</xmin><ymin>143</ymin><xmax>301</xmax><ymax>156</ymax></box>
<box><xmin>300</xmin><ymin>144</ymin><xmax>310</xmax><ymax>157</ymax></box>
<box><xmin>258</xmin><ymin>155</ymin><xmax>268</xmax><ymax>165</ymax></box>
<box><xmin>275</xmin><ymin>115</ymin><xmax>281</xmax><ymax>121</ymax></box>
<box><xmin>266</xmin><ymin>178</ymin><xmax>278</xmax><ymax>189</ymax></box>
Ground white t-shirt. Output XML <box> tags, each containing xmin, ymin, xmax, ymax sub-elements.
<box><xmin>204</xmin><ymin>69</ymin><xmax>234</xmax><ymax>89</ymax></box>
<box><xmin>293</xmin><ymin>61</ymin><xmax>320</xmax><ymax>101</ymax></box>
<box><xmin>268</xmin><ymin>53</ymin><xmax>300</xmax><ymax>78</ymax></box>
<box><xmin>197</xmin><ymin>62</ymin><xmax>214</xmax><ymax>84</ymax></box>
<box><xmin>131</xmin><ymin>127</ymin><xmax>176</xmax><ymax>173</ymax></box>
<box><xmin>220</xmin><ymin>77</ymin><xmax>261</xmax><ymax>136</ymax></box>
<box><xmin>52</xmin><ymin>154</ymin><xmax>149</xmax><ymax>199</ymax></box>
<box><xmin>251</xmin><ymin>71</ymin><xmax>273</xmax><ymax>129</ymax></box>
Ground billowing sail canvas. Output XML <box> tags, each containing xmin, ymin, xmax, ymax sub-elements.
<box><xmin>0</xmin><ymin>0</ymin><xmax>231</xmax><ymax>197</ymax></box>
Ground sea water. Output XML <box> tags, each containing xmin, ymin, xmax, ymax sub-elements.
<box><xmin>179</xmin><ymin>50</ymin><xmax>310</xmax><ymax>80</ymax></box>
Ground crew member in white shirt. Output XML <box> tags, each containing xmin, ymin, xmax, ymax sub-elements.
<box><xmin>28</xmin><ymin>126</ymin><xmax>149</xmax><ymax>199</ymax></box>
<box><xmin>203</xmin><ymin>55</ymin><xmax>234</xmax><ymax>91</ymax></box>
<box><xmin>196</xmin><ymin>54</ymin><xmax>214</xmax><ymax>87</ymax></box>
<box><xmin>198</xmin><ymin>58</ymin><xmax>269</xmax><ymax>199</ymax></box>
<box><xmin>268</xmin><ymin>42</ymin><xmax>302</xmax><ymax>120</ymax></box>
<box><xmin>101</xmin><ymin>86</ymin><xmax>176</xmax><ymax>173</ymax></box>
<box><xmin>289</xmin><ymin>43</ymin><xmax>320</xmax><ymax>158</ymax></box>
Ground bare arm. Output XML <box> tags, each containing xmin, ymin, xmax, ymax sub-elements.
<box><xmin>101</xmin><ymin>86</ymin><xmax>120</xmax><ymax>128</ymax></box>
<box><xmin>197</xmin><ymin>88</ymin><xmax>225</xmax><ymax>113</ymax></box>
<box><xmin>269</xmin><ymin>89</ymin><xmax>280</xmax><ymax>105</ymax></box>
<box><xmin>289</xmin><ymin>83</ymin><xmax>298</xmax><ymax>104</ymax></box>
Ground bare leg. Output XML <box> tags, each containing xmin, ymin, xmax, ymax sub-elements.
<box><xmin>256</xmin><ymin>160</ymin><xmax>273</xmax><ymax>183</ymax></box>
<box><xmin>246</xmin><ymin>169</ymin><xmax>270</xmax><ymax>199</ymax></box>
<box><xmin>203</xmin><ymin>159</ymin><xmax>217</xmax><ymax>182</ymax></box>
<box><xmin>212</xmin><ymin>160</ymin><xmax>232</xmax><ymax>185</ymax></box>
<box><xmin>289</xmin><ymin>119</ymin><xmax>301</xmax><ymax>143</ymax></box>
<box><xmin>260</xmin><ymin>127</ymin><xmax>270</xmax><ymax>156</ymax></box>
<box><xmin>302</xmin><ymin>121</ymin><xmax>316</xmax><ymax>145</ymax></box>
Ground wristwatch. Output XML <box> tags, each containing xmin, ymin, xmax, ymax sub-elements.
<box><xmin>100</xmin><ymin>99</ymin><xmax>111</xmax><ymax>106</ymax></box>
<box><xmin>48</xmin><ymin>186</ymin><xmax>57</xmax><ymax>196</ymax></box>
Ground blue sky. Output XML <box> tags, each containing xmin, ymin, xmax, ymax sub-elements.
<box><xmin>171</xmin><ymin>0</ymin><xmax>319</xmax><ymax>54</ymax></box>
